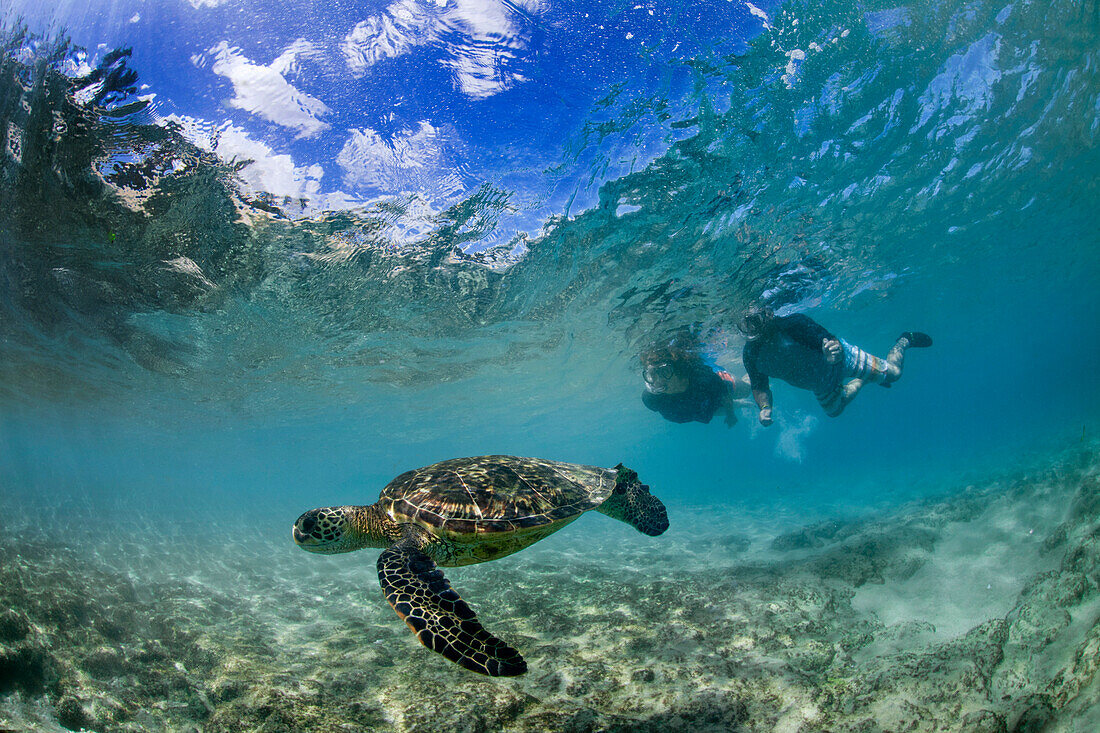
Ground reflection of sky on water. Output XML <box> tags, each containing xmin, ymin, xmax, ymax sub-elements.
<box><xmin>1</xmin><ymin>0</ymin><xmax>1097</xmax><ymax>488</ymax></box>
<box><xmin>8</xmin><ymin>0</ymin><xmax>775</xmax><ymax>237</ymax></box>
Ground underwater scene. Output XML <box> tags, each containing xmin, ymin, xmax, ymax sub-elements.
<box><xmin>1</xmin><ymin>0</ymin><xmax>1099</xmax><ymax>730</ymax></box>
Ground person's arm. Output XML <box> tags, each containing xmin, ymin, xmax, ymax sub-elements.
<box><xmin>779</xmin><ymin>314</ymin><xmax>836</xmax><ymax>352</ymax></box>
<box><xmin>752</xmin><ymin>383</ymin><xmax>774</xmax><ymax>426</ymax></box>
<box><xmin>715</xmin><ymin>371</ymin><xmax>739</xmax><ymax>427</ymax></box>
<box><xmin>743</xmin><ymin>344</ymin><xmax>774</xmax><ymax>427</ymax></box>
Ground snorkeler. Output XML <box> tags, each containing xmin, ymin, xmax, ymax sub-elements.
<box><xmin>739</xmin><ymin>306</ymin><xmax>932</xmax><ymax>425</ymax></box>
<box><xmin>641</xmin><ymin>333</ymin><xmax>749</xmax><ymax>426</ymax></box>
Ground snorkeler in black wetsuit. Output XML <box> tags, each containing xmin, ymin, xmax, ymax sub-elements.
<box><xmin>640</xmin><ymin>337</ymin><xmax>748</xmax><ymax>426</ymax></box>
<box><xmin>739</xmin><ymin>306</ymin><xmax>932</xmax><ymax>424</ymax></box>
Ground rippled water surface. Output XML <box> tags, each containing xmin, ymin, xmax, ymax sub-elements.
<box><xmin>1</xmin><ymin>0</ymin><xmax>1099</xmax><ymax>730</ymax></box>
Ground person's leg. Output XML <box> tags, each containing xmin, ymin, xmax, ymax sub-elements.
<box><xmin>841</xmin><ymin>339</ymin><xmax>897</xmax><ymax>386</ymax></box>
<box><xmin>816</xmin><ymin>381</ymin><xmax>846</xmax><ymax>417</ymax></box>
<box><xmin>812</xmin><ymin>340</ymin><xmax>889</xmax><ymax>417</ymax></box>
<box><xmin>816</xmin><ymin>378</ymin><xmax>866</xmax><ymax>417</ymax></box>
<box><xmin>883</xmin><ymin>337</ymin><xmax>908</xmax><ymax>383</ymax></box>
<box><xmin>842</xmin><ymin>377</ymin><xmax>866</xmax><ymax>403</ymax></box>
<box><xmin>881</xmin><ymin>331</ymin><xmax>933</xmax><ymax>385</ymax></box>
<box><xmin>821</xmin><ymin>335</ymin><xmax>933</xmax><ymax>416</ymax></box>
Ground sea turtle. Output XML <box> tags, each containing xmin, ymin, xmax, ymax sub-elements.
<box><xmin>292</xmin><ymin>455</ymin><xmax>669</xmax><ymax>676</ymax></box>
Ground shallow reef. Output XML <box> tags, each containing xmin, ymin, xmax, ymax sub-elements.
<box><xmin>3</xmin><ymin>444</ymin><xmax>1100</xmax><ymax>732</ymax></box>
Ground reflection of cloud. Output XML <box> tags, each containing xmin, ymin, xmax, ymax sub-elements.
<box><xmin>912</xmin><ymin>33</ymin><xmax>1002</xmax><ymax>134</ymax></box>
<box><xmin>342</xmin><ymin>0</ymin><xmax>439</xmax><ymax>68</ymax></box>
<box><xmin>160</xmin><ymin>115</ymin><xmax>359</xmax><ymax>213</ymax></box>
<box><xmin>216</xmin><ymin>124</ymin><xmax>325</xmax><ymax>200</ymax></box>
<box><xmin>441</xmin><ymin>40</ymin><xmax>524</xmax><ymax>100</ymax></box>
<box><xmin>342</xmin><ymin>0</ymin><xmax>546</xmax><ymax>99</ymax></box>
<box><xmin>774</xmin><ymin>411</ymin><xmax>818</xmax><ymax>463</ymax></box>
<box><xmin>336</xmin><ymin>122</ymin><xmax>464</xmax><ymax>197</ymax></box>
<box><xmin>744</xmin><ymin>2</ymin><xmax>772</xmax><ymax>30</ymax></box>
<box><xmin>205</xmin><ymin>41</ymin><xmax>330</xmax><ymax>138</ymax></box>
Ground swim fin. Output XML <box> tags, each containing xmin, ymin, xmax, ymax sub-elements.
<box><xmin>900</xmin><ymin>332</ymin><xmax>932</xmax><ymax>348</ymax></box>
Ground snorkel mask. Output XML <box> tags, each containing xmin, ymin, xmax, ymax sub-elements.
<box><xmin>738</xmin><ymin>306</ymin><xmax>774</xmax><ymax>341</ymax></box>
<box><xmin>643</xmin><ymin>361</ymin><xmax>677</xmax><ymax>393</ymax></box>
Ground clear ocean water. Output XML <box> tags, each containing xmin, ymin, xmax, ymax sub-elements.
<box><xmin>1</xmin><ymin>0</ymin><xmax>1098</xmax><ymax>730</ymax></box>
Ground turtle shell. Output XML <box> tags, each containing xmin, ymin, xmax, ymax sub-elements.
<box><xmin>380</xmin><ymin>455</ymin><xmax>615</xmax><ymax>538</ymax></box>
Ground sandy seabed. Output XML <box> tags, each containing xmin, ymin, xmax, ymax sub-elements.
<box><xmin>3</xmin><ymin>444</ymin><xmax>1100</xmax><ymax>732</ymax></box>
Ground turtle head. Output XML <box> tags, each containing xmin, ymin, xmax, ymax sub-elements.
<box><xmin>293</xmin><ymin>506</ymin><xmax>368</xmax><ymax>554</ymax></box>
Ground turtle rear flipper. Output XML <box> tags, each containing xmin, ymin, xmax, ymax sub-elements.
<box><xmin>597</xmin><ymin>464</ymin><xmax>669</xmax><ymax>536</ymax></box>
<box><xmin>377</xmin><ymin>543</ymin><xmax>527</xmax><ymax>676</ymax></box>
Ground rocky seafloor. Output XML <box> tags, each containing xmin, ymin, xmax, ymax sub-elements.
<box><xmin>3</xmin><ymin>444</ymin><xmax>1100</xmax><ymax>732</ymax></box>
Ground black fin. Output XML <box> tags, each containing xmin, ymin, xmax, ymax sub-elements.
<box><xmin>900</xmin><ymin>331</ymin><xmax>933</xmax><ymax>348</ymax></box>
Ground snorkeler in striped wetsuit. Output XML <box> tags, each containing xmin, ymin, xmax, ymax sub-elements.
<box><xmin>739</xmin><ymin>306</ymin><xmax>932</xmax><ymax>425</ymax></box>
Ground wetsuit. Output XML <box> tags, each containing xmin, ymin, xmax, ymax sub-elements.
<box><xmin>743</xmin><ymin>314</ymin><xmax>892</xmax><ymax>416</ymax></box>
<box><xmin>642</xmin><ymin>363</ymin><xmax>734</xmax><ymax>424</ymax></box>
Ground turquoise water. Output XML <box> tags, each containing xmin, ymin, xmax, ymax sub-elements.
<box><xmin>1</xmin><ymin>0</ymin><xmax>1099</xmax><ymax>730</ymax></box>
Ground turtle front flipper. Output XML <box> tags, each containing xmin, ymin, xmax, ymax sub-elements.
<box><xmin>377</xmin><ymin>543</ymin><xmax>527</xmax><ymax>677</ymax></box>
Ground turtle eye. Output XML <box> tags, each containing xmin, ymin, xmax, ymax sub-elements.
<box><xmin>299</xmin><ymin>513</ymin><xmax>317</xmax><ymax>535</ymax></box>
